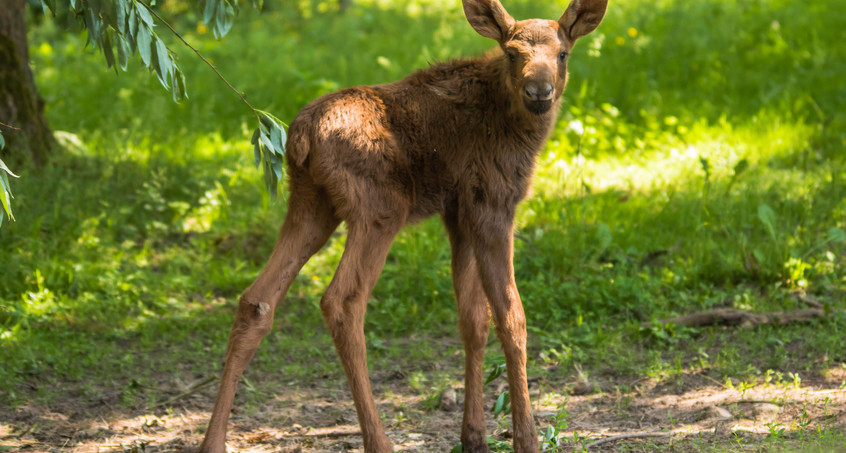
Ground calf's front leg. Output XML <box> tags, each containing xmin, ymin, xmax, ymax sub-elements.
<box><xmin>470</xmin><ymin>216</ymin><xmax>538</xmax><ymax>453</ymax></box>
<box><xmin>445</xmin><ymin>212</ymin><xmax>492</xmax><ymax>453</ymax></box>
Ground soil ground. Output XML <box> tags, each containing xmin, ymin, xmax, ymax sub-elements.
<box><xmin>2</xmin><ymin>364</ymin><xmax>845</xmax><ymax>452</ymax></box>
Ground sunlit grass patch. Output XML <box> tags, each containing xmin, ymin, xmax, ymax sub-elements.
<box><xmin>535</xmin><ymin>113</ymin><xmax>817</xmax><ymax>199</ymax></box>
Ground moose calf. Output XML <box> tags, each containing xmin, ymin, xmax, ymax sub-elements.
<box><xmin>199</xmin><ymin>0</ymin><xmax>607</xmax><ymax>451</ymax></box>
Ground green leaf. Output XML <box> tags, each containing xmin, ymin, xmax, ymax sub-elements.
<box><xmin>171</xmin><ymin>67</ymin><xmax>187</xmax><ymax>102</ymax></box>
<box><xmin>259</xmin><ymin>132</ymin><xmax>273</xmax><ymax>154</ymax></box>
<box><xmin>269</xmin><ymin>176</ymin><xmax>278</xmax><ymax>199</ymax></box>
<box><xmin>0</xmin><ymin>132</ymin><xmax>5</xmax><ymax>150</ymax></box>
<box><xmin>116</xmin><ymin>34</ymin><xmax>130</xmax><ymax>70</ymax></box>
<box><xmin>263</xmin><ymin>156</ymin><xmax>278</xmax><ymax>199</ymax></box>
<box><xmin>757</xmin><ymin>203</ymin><xmax>777</xmax><ymax>240</ymax></box>
<box><xmin>102</xmin><ymin>0</ymin><xmax>119</xmax><ymax>31</ymax></box>
<box><xmin>484</xmin><ymin>362</ymin><xmax>505</xmax><ymax>385</ymax></box>
<box><xmin>29</xmin><ymin>0</ymin><xmax>47</xmax><ymax>13</ymax></box>
<box><xmin>270</xmin><ymin>154</ymin><xmax>283</xmax><ymax>180</ymax></box>
<box><xmin>137</xmin><ymin>24</ymin><xmax>152</xmax><ymax>65</ymax></box>
<box><xmin>102</xmin><ymin>30</ymin><xmax>116</xmax><ymax>69</ymax></box>
<box><xmin>597</xmin><ymin>223</ymin><xmax>612</xmax><ymax>251</ymax></box>
<box><xmin>449</xmin><ymin>444</ymin><xmax>462</xmax><ymax>453</ymax></box>
<box><xmin>128</xmin><ymin>7</ymin><xmax>139</xmax><ymax>44</ymax></box>
<box><xmin>202</xmin><ymin>0</ymin><xmax>218</xmax><ymax>25</ymax></box>
<box><xmin>542</xmin><ymin>426</ymin><xmax>558</xmax><ymax>445</ymax></box>
<box><xmin>492</xmin><ymin>392</ymin><xmax>504</xmax><ymax>415</ymax></box>
<box><xmin>0</xmin><ymin>157</ymin><xmax>20</xmax><ymax>178</ymax></box>
<box><xmin>88</xmin><ymin>0</ymin><xmax>104</xmax><ymax>16</ymax></box>
<box><xmin>0</xmin><ymin>158</ymin><xmax>17</xmax><ymax>223</ymax></box>
<box><xmin>827</xmin><ymin>227</ymin><xmax>846</xmax><ymax>243</ymax></box>
<box><xmin>83</xmin><ymin>6</ymin><xmax>103</xmax><ymax>47</ymax></box>
<box><xmin>214</xmin><ymin>0</ymin><xmax>235</xmax><ymax>38</ymax></box>
<box><xmin>258</xmin><ymin>111</ymin><xmax>275</xmax><ymax>128</ymax></box>
<box><xmin>115</xmin><ymin>0</ymin><xmax>127</xmax><ymax>34</ymax></box>
<box><xmin>492</xmin><ymin>391</ymin><xmax>510</xmax><ymax>417</ymax></box>
<box><xmin>177</xmin><ymin>67</ymin><xmax>188</xmax><ymax>100</ymax></box>
<box><xmin>135</xmin><ymin>0</ymin><xmax>154</xmax><ymax>28</ymax></box>
<box><xmin>258</xmin><ymin>112</ymin><xmax>287</xmax><ymax>156</ymax></box>
<box><xmin>734</xmin><ymin>158</ymin><xmax>749</xmax><ymax>177</ymax></box>
<box><xmin>252</xmin><ymin>111</ymin><xmax>289</xmax><ymax>197</ymax></box>
<box><xmin>253</xmin><ymin>140</ymin><xmax>261</xmax><ymax>168</ymax></box>
<box><xmin>270</xmin><ymin>124</ymin><xmax>284</xmax><ymax>155</ymax></box>
<box><xmin>152</xmin><ymin>37</ymin><xmax>171</xmax><ymax>88</ymax></box>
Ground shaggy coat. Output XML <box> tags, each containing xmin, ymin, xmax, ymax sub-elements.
<box><xmin>199</xmin><ymin>1</ymin><xmax>607</xmax><ymax>452</ymax></box>
<box><xmin>286</xmin><ymin>55</ymin><xmax>554</xmax><ymax>226</ymax></box>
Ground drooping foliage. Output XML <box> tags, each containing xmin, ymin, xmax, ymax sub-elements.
<box><xmin>0</xmin><ymin>0</ymin><xmax>286</xmax><ymax>226</ymax></box>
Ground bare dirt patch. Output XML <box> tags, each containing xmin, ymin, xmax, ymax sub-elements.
<box><xmin>2</xmin><ymin>367</ymin><xmax>845</xmax><ymax>452</ymax></box>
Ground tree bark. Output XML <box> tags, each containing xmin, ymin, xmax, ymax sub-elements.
<box><xmin>0</xmin><ymin>0</ymin><xmax>53</xmax><ymax>168</ymax></box>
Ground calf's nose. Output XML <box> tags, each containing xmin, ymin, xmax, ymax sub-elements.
<box><xmin>524</xmin><ymin>82</ymin><xmax>554</xmax><ymax>101</ymax></box>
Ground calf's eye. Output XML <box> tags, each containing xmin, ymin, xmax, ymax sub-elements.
<box><xmin>558</xmin><ymin>51</ymin><xmax>568</xmax><ymax>62</ymax></box>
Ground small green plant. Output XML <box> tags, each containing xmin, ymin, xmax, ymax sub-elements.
<box><xmin>484</xmin><ymin>360</ymin><xmax>512</xmax><ymax>419</ymax></box>
<box><xmin>492</xmin><ymin>391</ymin><xmax>511</xmax><ymax>418</ymax></box>
<box><xmin>667</xmin><ymin>410</ymin><xmax>677</xmax><ymax>427</ymax></box>
<box><xmin>639</xmin><ymin>320</ymin><xmax>695</xmax><ymax>345</ymax></box>
<box><xmin>765</xmin><ymin>421</ymin><xmax>786</xmax><ymax>444</ymax></box>
<box><xmin>540</xmin><ymin>402</ymin><xmax>571</xmax><ymax>452</ymax></box>
<box><xmin>485</xmin><ymin>361</ymin><xmax>507</xmax><ymax>385</ymax></box>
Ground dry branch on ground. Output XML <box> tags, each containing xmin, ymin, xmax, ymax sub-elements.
<box><xmin>647</xmin><ymin>307</ymin><xmax>839</xmax><ymax>328</ymax></box>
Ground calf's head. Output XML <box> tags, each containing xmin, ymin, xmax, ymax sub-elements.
<box><xmin>463</xmin><ymin>0</ymin><xmax>608</xmax><ymax>115</ymax></box>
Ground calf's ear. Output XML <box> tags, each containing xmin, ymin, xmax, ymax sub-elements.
<box><xmin>559</xmin><ymin>0</ymin><xmax>608</xmax><ymax>42</ymax></box>
<box><xmin>463</xmin><ymin>0</ymin><xmax>515</xmax><ymax>43</ymax></box>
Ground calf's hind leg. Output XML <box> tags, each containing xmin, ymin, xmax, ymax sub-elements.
<box><xmin>199</xmin><ymin>184</ymin><xmax>339</xmax><ymax>453</ymax></box>
<box><xmin>319</xmin><ymin>216</ymin><xmax>406</xmax><ymax>453</ymax></box>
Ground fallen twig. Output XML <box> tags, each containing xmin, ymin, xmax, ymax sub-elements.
<box><xmin>3</xmin><ymin>424</ymin><xmax>34</xmax><ymax>440</ymax></box>
<box><xmin>585</xmin><ymin>431</ymin><xmax>672</xmax><ymax>449</ymax></box>
<box><xmin>734</xmin><ymin>399</ymin><xmax>787</xmax><ymax>406</ymax></box>
<box><xmin>154</xmin><ymin>376</ymin><xmax>217</xmax><ymax>408</ymax></box>
<box><xmin>646</xmin><ymin>307</ymin><xmax>835</xmax><ymax>328</ymax></box>
<box><xmin>793</xmin><ymin>293</ymin><xmax>824</xmax><ymax>309</ymax></box>
<box><xmin>699</xmin><ymin>373</ymin><xmax>731</xmax><ymax>389</ymax></box>
<box><xmin>283</xmin><ymin>426</ymin><xmax>361</xmax><ymax>438</ymax></box>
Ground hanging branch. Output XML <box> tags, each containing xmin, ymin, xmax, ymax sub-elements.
<box><xmin>136</xmin><ymin>0</ymin><xmax>288</xmax><ymax>198</ymax></box>
<box><xmin>137</xmin><ymin>0</ymin><xmax>259</xmax><ymax>117</ymax></box>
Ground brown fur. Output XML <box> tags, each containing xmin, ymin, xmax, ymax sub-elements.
<box><xmin>199</xmin><ymin>1</ymin><xmax>607</xmax><ymax>452</ymax></box>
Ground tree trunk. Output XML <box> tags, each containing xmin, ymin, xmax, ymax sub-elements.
<box><xmin>0</xmin><ymin>0</ymin><xmax>52</xmax><ymax>168</ymax></box>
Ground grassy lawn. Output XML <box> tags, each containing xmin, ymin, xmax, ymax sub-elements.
<box><xmin>1</xmin><ymin>0</ymin><xmax>844</xmax><ymax>451</ymax></box>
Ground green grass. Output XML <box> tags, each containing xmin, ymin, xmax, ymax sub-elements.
<box><xmin>1</xmin><ymin>0</ymin><xmax>845</xmax><ymax>448</ymax></box>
